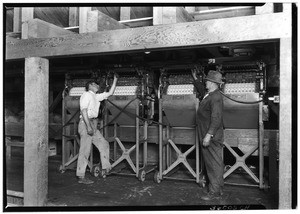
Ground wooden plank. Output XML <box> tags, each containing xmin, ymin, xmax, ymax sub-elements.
<box><xmin>79</xmin><ymin>7</ymin><xmax>91</xmax><ymax>33</ymax></box>
<box><xmin>69</xmin><ymin>7</ymin><xmax>79</xmax><ymax>27</ymax></box>
<box><xmin>6</xmin><ymin>12</ymin><xmax>290</xmax><ymax>61</ymax></box>
<box><xmin>13</xmin><ymin>7</ymin><xmax>22</xmax><ymax>32</ymax></box>
<box><xmin>120</xmin><ymin>7</ymin><xmax>131</xmax><ymax>21</ymax></box>
<box><xmin>25</xmin><ymin>18</ymin><xmax>75</xmax><ymax>39</ymax></box>
<box><xmin>24</xmin><ymin>57</ymin><xmax>49</xmax><ymax>206</ymax></box>
<box><xmin>21</xmin><ymin>7</ymin><xmax>34</xmax><ymax>39</ymax></box>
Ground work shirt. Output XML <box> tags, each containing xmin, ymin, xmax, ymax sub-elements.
<box><xmin>193</xmin><ymin>80</ymin><xmax>224</xmax><ymax>144</ymax></box>
<box><xmin>80</xmin><ymin>90</ymin><xmax>110</xmax><ymax>118</ymax></box>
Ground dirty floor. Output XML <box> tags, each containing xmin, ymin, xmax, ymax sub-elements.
<box><xmin>5</xmin><ymin>147</ymin><xmax>278</xmax><ymax>211</ymax></box>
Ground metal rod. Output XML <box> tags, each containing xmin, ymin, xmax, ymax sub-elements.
<box><xmin>159</xmin><ymin>99</ymin><xmax>163</xmax><ymax>180</ymax></box>
<box><xmin>135</xmin><ymin>102</ymin><xmax>139</xmax><ymax>177</ymax></box>
<box><xmin>259</xmin><ymin>95</ymin><xmax>264</xmax><ymax>189</ymax></box>
<box><xmin>119</xmin><ymin>17</ymin><xmax>153</xmax><ymax>23</ymax></box>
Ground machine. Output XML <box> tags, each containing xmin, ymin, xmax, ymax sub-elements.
<box><xmin>220</xmin><ymin>61</ymin><xmax>268</xmax><ymax>189</ymax></box>
<box><xmin>154</xmin><ymin>69</ymin><xmax>204</xmax><ymax>185</ymax></box>
<box><xmin>103</xmin><ymin>68</ymin><xmax>158</xmax><ymax>181</ymax></box>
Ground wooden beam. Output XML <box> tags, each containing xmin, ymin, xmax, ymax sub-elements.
<box><xmin>193</xmin><ymin>6</ymin><xmax>255</xmax><ymax>21</ymax></box>
<box><xmin>21</xmin><ymin>7</ymin><xmax>34</xmax><ymax>39</ymax></box>
<box><xmin>79</xmin><ymin>7</ymin><xmax>91</xmax><ymax>33</ymax></box>
<box><xmin>6</xmin><ymin>12</ymin><xmax>290</xmax><ymax>61</ymax></box>
<box><xmin>153</xmin><ymin>7</ymin><xmax>194</xmax><ymax>25</ymax></box>
<box><xmin>13</xmin><ymin>7</ymin><xmax>22</xmax><ymax>32</ymax></box>
<box><xmin>24</xmin><ymin>57</ymin><xmax>49</xmax><ymax>206</ymax></box>
<box><xmin>120</xmin><ymin>7</ymin><xmax>131</xmax><ymax>21</ymax></box>
<box><xmin>24</xmin><ymin>18</ymin><xmax>75</xmax><ymax>39</ymax></box>
<box><xmin>69</xmin><ymin>7</ymin><xmax>79</xmax><ymax>27</ymax></box>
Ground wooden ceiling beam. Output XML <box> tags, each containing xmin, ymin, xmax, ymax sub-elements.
<box><xmin>23</xmin><ymin>18</ymin><xmax>75</xmax><ymax>39</ymax></box>
<box><xmin>6</xmin><ymin>12</ymin><xmax>290</xmax><ymax>61</ymax></box>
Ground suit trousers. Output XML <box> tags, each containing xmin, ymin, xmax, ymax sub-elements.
<box><xmin>201</xmin><ymin>140</ymin><xmax>224</xmax><ymax>194</ymax></box>
<box><xmin>76</xmin><ymin>118</ymin><xmax>111</xmax><ymax>177</ymax></box>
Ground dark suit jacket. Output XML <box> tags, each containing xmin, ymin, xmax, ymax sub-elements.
<box><xmin>193</xmin><ymin>80</ymin><xmax>224</xmax><ymax>144</ymax></box>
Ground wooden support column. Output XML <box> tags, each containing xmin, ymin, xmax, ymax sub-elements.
<box><xmin>79</xmin><ymin>7</ymin><xmax>92</xmax><ymax>33</ymax></box>
<box><xmin>278</xmin><ymin>3</ymin><xmax>292</xmax><ymax>209</ymax></box>
<box><xmin>69</xmin><ymin>7</ymin><xmax>79</xmax><ymax>27</ymax></box>
<box><xmin>21</xmin><ymin>7</ymin><xmax>34</xmax><ymax>39</ymax></box>
<box><xmin>153</xmin><ymin>7</ymin><xmax>194</xmax><ymax>25</ymax></box>
<box><xmin>24</xmin><ymin>57</ymin><xmax>49</xmax><ymax>206</ymax></box>
<box><xmin>13</xmin><ymin>7</ymin><xmax>22</xmax><ymax>32</ymax></box>
<box><xmin>120</xmin><ymin>7</ymin><xmax>131</xmax><ymax>20</ymax></box>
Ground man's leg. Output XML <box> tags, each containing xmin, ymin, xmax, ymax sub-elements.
<box><xmin>93</xmin><ymin>130</ymin><xmax>111</xmax><ymax>170</ymax></box>
<box><xmin>201</xmin><ymin>141</ymin><xmax>224</xmax><ymax>200</ymax></box>
<box><xmin>76</xmin><ymin>119</ymin><xmax>93</xmax><ymax>178</ymax></box>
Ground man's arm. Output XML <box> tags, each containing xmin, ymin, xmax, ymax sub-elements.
<box><xmin>107</xmin><ymin>74</ymin><xmax>118</xmax><ymax>97</ymax></box>
<box><xmin>81</xmin><ymin>108</ymin><xmax>94</xmax><ymax>135</ymax></box>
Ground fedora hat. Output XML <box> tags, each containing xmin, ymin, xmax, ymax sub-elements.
<box><xmin>204</xmin><ymin>70</ymin><xmax>224</xmax><ymax>84</ymax></box>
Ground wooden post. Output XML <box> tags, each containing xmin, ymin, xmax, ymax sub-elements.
<box><xmin>69</xmin><ymin>7</ymin><xmax>79</xmax><ymax>27</ymax></box>
<box><xmin>79</xmin><ymin>7</ymin><xmax>92</xmax><ymax>33</ymax></box>
<box><xmin>120</xmin><ymin>7</ymin><xmax>131</xmax><ymax>21</ymax></box>
<box><xmin>21</xmin><ymin>7</ymin><xmax>34</xmax><ymax>39</ymax></box>
<box><xmin>13</xmin><ymin>7</ymin><xmax>22</xmax><ymax>32</ymax></box>
<box><xmin>278</xmin><ymin>3</ymin><xmax>292</xmax><ymax>209</ymax></box>
<box><xmin>24</xmin><ymin>57</ymin><xmax>49</xmax><ymax>206</ymax></box>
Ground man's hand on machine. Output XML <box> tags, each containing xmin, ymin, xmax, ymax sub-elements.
<box><xmin>203</xmin><ymin>133</ymin><xmax>213</xmax><ymax>147</ymax></box>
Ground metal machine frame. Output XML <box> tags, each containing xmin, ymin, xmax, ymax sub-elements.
<box><xmin>103</xmin><ymin>69</ymin><xmax>157</xmax><ymax>181</ymax></box>
<box><xmin>154</xmin><ymin>70</ymin><xmax>204</xmax><ymax>185</ymax></box>
<box><xmin>221</xmin><ymin>62</ymin><xmax>267</xmax><ymax>189</ymax></box>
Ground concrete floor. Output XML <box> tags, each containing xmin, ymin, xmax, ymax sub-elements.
<box><xmin>5</xmin><ymin>147</ymin><xmax>278</xmax><ymax>210</ymax></box>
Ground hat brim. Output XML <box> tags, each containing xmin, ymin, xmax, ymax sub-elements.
<box><xmin>204</xmin><ymin>77</ymin><xmax>223</xmax><ymax>84</ymax></box>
